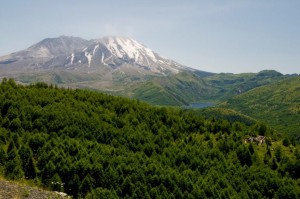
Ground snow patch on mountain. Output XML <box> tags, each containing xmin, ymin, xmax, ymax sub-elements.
<box><xmin>101</xmin><ymin>37</ymin><xmax>158</xmax><ymax>65</ymax></box>
<box><xmin>85</xmin><ymin>51</ymin><xmax>92</xmax><ymax>67</ymax></box>
<box><xmin>101</xmin><ymin>52</ymin><xmax>107</xmax><ymax>66</ymax></box>
<box><xmin>93</xmin><ymin>44</ymin><xmax>99</xmax><ymax>55</ymax></box>
<box><xmin>70</xmin><ymin>53</ymin><xmax>75</xmax><ymax>64</ymax></box>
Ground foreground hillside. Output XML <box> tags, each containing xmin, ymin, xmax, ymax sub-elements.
<box><xmin>221</xmin><ymin>76</ymin><xmax>300</xmax><ymax>139</ymax></box>
<box><xmin>0</xmin><ymin>79</ymin><xmax>300</xmax><ymax>198</ymax></box>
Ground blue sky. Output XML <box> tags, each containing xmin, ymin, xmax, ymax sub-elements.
<box><xmin>0</xmin><ymin>0</ymin><xmax>299</xmax><ymax>74</ymax></box>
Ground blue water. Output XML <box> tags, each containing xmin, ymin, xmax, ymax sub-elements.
<box><xmin>184</xmin><ymin>102</ymin><xmax>215</xmax><ymax>109</ymax></box>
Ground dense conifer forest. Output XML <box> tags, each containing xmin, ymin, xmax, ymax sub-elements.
<box><xmin>0</xmin><ymin>78</ymin><xmax>300</xmax><ymax>198</ymax></box>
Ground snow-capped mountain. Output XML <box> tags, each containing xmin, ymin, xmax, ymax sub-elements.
<box><xmin>0</xmin><ymin>36</ymin><xmax>190</xmax><ymax>75</ymax></box>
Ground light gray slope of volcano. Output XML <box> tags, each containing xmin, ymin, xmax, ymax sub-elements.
<box><xmin>0</xmin><ymin>36</ymin><xmax>90</xmax><ymax>74</ymax></box>
<box><xmin>0</xmin><ymin>36</ymin><xmax>192</xmax><ymax>76</ymax></box>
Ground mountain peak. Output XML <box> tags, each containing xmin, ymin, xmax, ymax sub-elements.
<box><xmin>28</xmin><ymin>36</ymin><xmax>89</xmax><ymax>57</ymax></box>
<box><xmin>0</xmin><ymin>35</ymin><xmax>189</xmax><ymax>75</ymax></box>
<box><xmin>98</xmin><ymin>36</ymin><xmax>156</xmax><ymax>62</ymax></box>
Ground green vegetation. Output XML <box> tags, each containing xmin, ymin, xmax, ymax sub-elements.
<box><xmin>12</xmin><ymin>69</ymin><xmax>291</xmax><ymax>107</ymax></box>
<box><xmin>221</xmin><ymin>76</ymin><xmax>300</xmax><ymax>139</ymax></box>
<box><xmin>197</xmin><ymin>107</ymin><xmax>257</xmax><ymax>126</ymax></box>
<box><xmin>0</xmin><ymin>78</ymin><xmax>300</xmax><ymax>198</ymax></box>
<box><xmin>131</xmin><ymin>72</ymin><xmax>218</xmax><ymax>106</ymax></box>
<box><xmin>129</xmin><ymin>70</ymin><xmax>288</xmax><ymax>106</ymax></box>
<box><xmin>17</xmin><ymin>70</ymin><xmax>105</xmax><ymax>85</ymax></box>
<box><xmin>202</xmin><ymin>70</ymin><xmax>287</xmax><ymax>101</ymax></box>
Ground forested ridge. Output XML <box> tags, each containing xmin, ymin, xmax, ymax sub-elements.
<box><xmin>0</xmin><ymin>78</ymin><xmax>300</xmax><ymax>198</ymax></box>
<box><xmin>221</xmin><ymin>76</ymin><xmax>300</xmax><ymax>140</ymax></box>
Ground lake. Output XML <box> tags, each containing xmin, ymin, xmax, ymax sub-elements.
<box><xmin>184</xmin><ymin>102</ymin><xmax>215</xmax><ymax>109</ymax></box>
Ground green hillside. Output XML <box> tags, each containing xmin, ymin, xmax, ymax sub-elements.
<box><xmin>0</xmin><ymin>79</ymin><xmax>300</xmax><ymax>198</ymax></box>
<box><xmin>127</xmin><ymin>70</ymin><xmax>290</xmax><ymax>106</ymax></box>
<box><xmin>197</xmin><ymin>107</ymin><xmax>257</xmax><ymax>126</ymax></box>
<box><xmin>203</xmin><ymin>70</ymin><xmax>287</xmax><ymax>101</ymax></box>
<box><xmin>130</xmin><ymin>72</ymin><xmax>218</xmax><ymax>106</ymax></box>
<box><xmin>16</xmin><ymin>70</ymin><xmax>105</xmax><ymax>85</ymax></box>
<box><xmin>10</xmin><ymin>69</ymin><xmax>292</xmax><ymax>107</ymax></box>
<box><xmin>221</xmin><ymin>76</ymin><xmax>300</xmax><ymax>139</ymax></box>
<box><xmin>13</xmin><ymin>70</ymin><xmax>218</xmax><ymax>106</ymax></box>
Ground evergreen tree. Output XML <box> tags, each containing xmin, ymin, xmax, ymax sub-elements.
<box><xmin>0</xmin><ymin>147</ymin><xmax>7</xmax><ymax>165</ymax></box>
<box><xmin>50</xmin><ymin>173</ymin><xmax>63</xmax><ymax>191</ymax></box>
<box><xmin>237</xmin><ymin>145</ymin><xmax>252</xmax><ymax>167</ymax></box>
<box><xmin>275</xmin><ymin>146</ymin><xmax>283</xmax><ymax>163</ymax></box>
<box><xmin>25</xmin><ymin>157</ymin><xmax>37</xmax><ymax>179</ymax></box>
<box><xmin>80</xmin><ymin>174</ymin><xmax>95</xmax><ymax>196</ymax></box>
<box><xmin>86</xmin><ymin>188</ymin><xmax>118</xmax><ymax>199</ymax></box>
<box><xmin>5</xmin><ymin>154</ymin><xmax>24</xmax><ymax>180</ymax></box>
<box><xmin>67</xmin><ymin>174</ymin><xmax>80</xmax><ymax>197</ymax></box>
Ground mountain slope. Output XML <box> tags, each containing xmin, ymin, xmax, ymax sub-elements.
<box><xmin>221</xmin><ymin>76</ymin><xmax>300</xmax><ymax>137</ymax></box>
<box><xmin>197</xmin><ymin>107</ymin><xmax>257</xmax><ymax>126</ymax></box>
<box><xmin>202</xmin><ymin>70</ymin><xmax>287</xmax><ymax>101</ymax></box>
<box><xmin>125</xmin><ymin>70</ymin><xmax>291</xmax><ymax>106</ymax></box>
<box><xmin>0</xmin><ymin>36</ymin><xmax>189</xmax><ymax>76</ymax></box>
<box><xmin>0</xmin><ymin>36</ymin><xmax>90</xmax><ymax>73</ymax></box>
<box><xmin>129</xmin><ymin>72</ymin><xmax>218</xmax><ymax>105</ymax></box>
<box><xmin>28</xmin><ymin>35</ymin><xmax>90</xmax><ymax>57</ymax></box>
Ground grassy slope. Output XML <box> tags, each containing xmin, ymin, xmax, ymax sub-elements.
<box><xmin>203</xmin><ymin>70</ymin><xmax>287</xmax><ymax>101</ymax></box>
<box><xmin>10</xmin><ymin>69</ymin><xmax>293</xmax><ymax>107</ymax></box>
<box><xmin>196</xmin><ymin>107</ymin><xmax>257</xmax><ymax>126</ymax></box>
<box><xmin>221</xmin><ymin>76</ymin><xmax>300</xmax><ymax>137</ymax></box>
<box><xmin>131</xmin><ymin>72</ymin><xmax>218</xmax><ymax>105</ymax></box>
<box><xmin>130</xmin><ymin>70</ymin><xmax>289</xmax><ymax>106</ymax></box>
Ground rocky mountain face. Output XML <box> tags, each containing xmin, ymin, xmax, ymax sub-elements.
<box><xmin>0</xmin><ymin>36</ymin><xmax>189</xmax><ymax>76</ymax></box>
